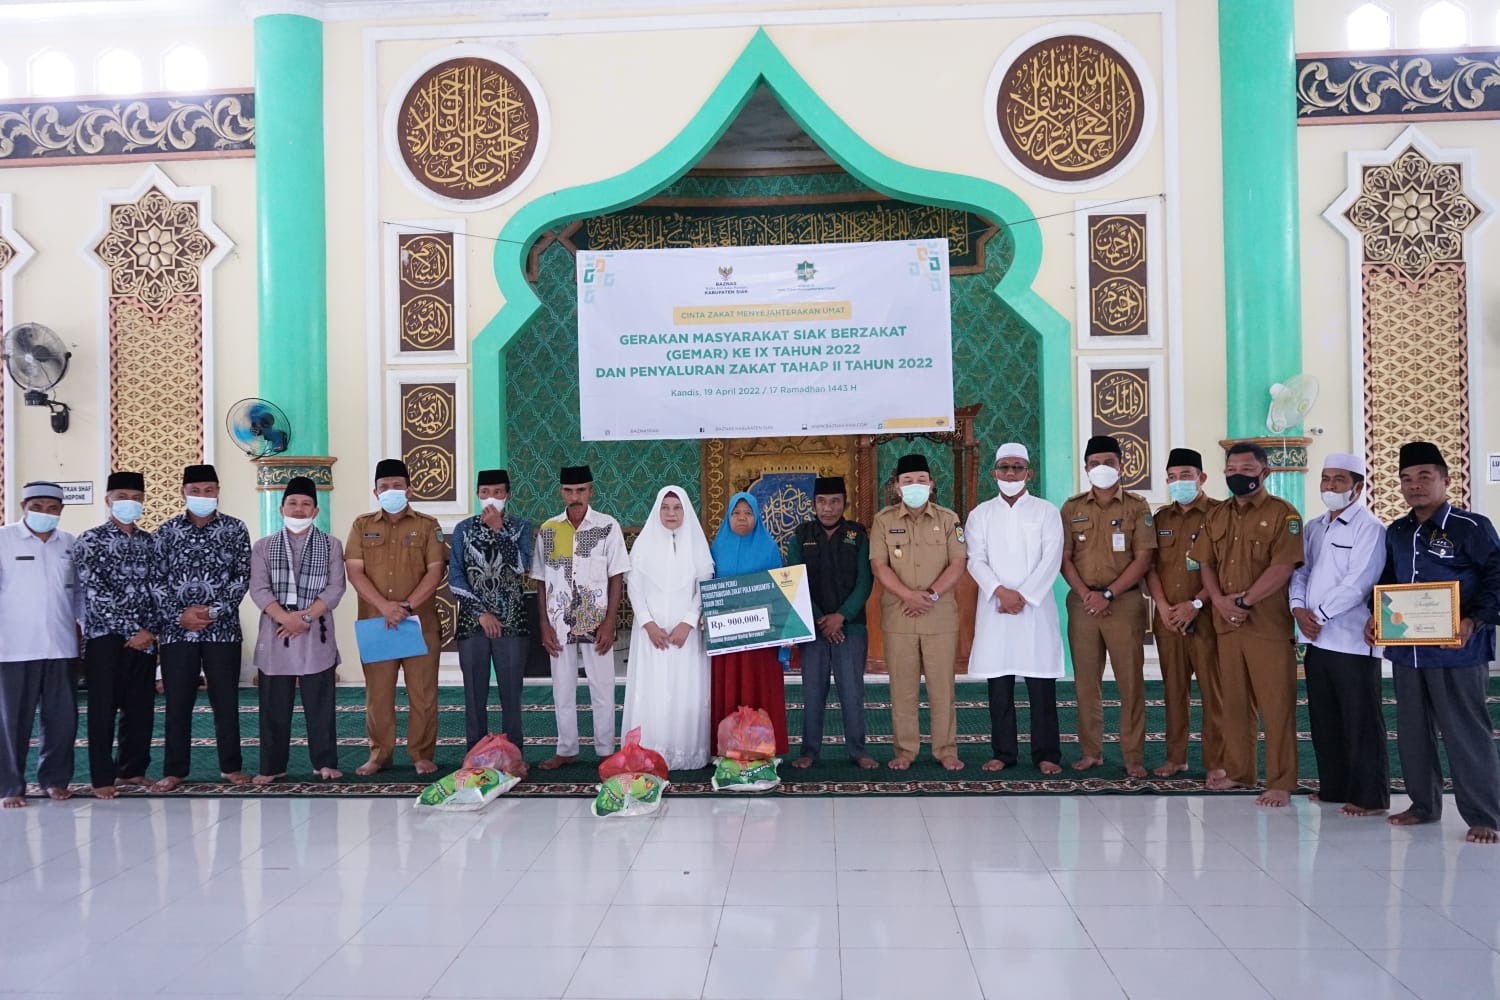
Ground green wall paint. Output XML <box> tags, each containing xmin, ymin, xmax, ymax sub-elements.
<box><xmin>255</xmin><ymin>14</ymin><xmax>329</xmax><ymax>534</ymax></box>
<box><xmin>1218</xmin><ymin>0</ymin><xmax>1303</xmax><ymax>440</ymax></box>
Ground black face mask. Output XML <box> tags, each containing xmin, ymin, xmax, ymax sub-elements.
<box><xmin>1225</xmin><ymin>474</ymin><xmax>1261</xmax><ymax>497</ymax></box>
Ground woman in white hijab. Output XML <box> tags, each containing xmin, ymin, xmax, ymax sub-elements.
<box><xmin>622</xmin><ymin>485</ymin><xmax>716</xmax><ymax>770</ymax></box>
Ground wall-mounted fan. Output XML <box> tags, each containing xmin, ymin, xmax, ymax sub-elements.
<box><xmin>1266</xmin><ymin>374</ymin><xmax>1320</xmax><ymax>434</ymax></box>
<box><xmin>2</xmin><ymin>323</ymin><xmax>72</xmax><ymax>433</ymax></box>
<box><xmin>226</xmin><ymin>398</ymin><xmax>292</xmax><ymax>458</ymax></box>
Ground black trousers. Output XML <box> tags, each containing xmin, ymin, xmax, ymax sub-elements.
<box><xmin>457</xmin><ymin>633</ymin><xmax>528</xmax><ymax>749</ymax></box>
<box><xmin>160</xmin><ymin>641</ymin><xmax>244</xmax><ymax>778</ymax></box>
<box><xmin>0</xmin><ymin>659</ymin><xmax>78</xmax><ymax>797</ymax></box>
<box><xmin>988</xmin><ymin>675</ymin><xmax>1061</xmax><ymax>766</ymax></box>
<box><xmin>83</xmin><ymin>636</ymin><xmax>156</xmax><ymax>787</ymax></box>
<box><xmin>1394</xmin><ymin>662</ymin><xmax>1500</xmax><ymax>828</ymax></box>
<box><xmin>1304</xmin><ymin>646</ymin><xmax>1390</xmax><ymax>811</ymax></box>
<box><xmin>257</xmin><ymin>666</ymin><xmax>339</xmax><ymax>776</ymax></box>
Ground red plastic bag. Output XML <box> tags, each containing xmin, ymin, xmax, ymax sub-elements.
<box><xmin>716</xmin><ymin>706</ymin><xmax>776</xmax><ymax>762</ymax></box>
<box><xmin>599</xmin><ymin>727</ymin><xmax>669</xmax><ymax>781</ymax></box>
<box><xmin>464</xmin><ymin>733</ymin><xmax>524</xmax><ymax>776</ymax></box>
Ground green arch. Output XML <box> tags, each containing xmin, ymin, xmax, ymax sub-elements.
<box><xmin>476</xmin><ymin>28</ymin><xmax>1072</xmax><ymax>500</ymax></box>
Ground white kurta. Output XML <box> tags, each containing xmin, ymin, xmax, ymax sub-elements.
<box><xmin>965</xmin><ymin>491</ymin><xmax>1065</xmax><ymax>679</ymax></box>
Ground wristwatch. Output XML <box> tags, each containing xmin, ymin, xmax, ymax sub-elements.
<box><xmin>1191</xmin><ymin>598</ymin><xmax>1204</xmax><ymax>610</ymax></box>
<box><xmin>927</xmin><ymin>589</ymin><xmax>941</xmax><ymax>603</ymax></box>
<box><xmin>1234</xmin><ymin>596</ymin><xmax>1250</xmax><ymax>610</ymax></box>
<box><xmin>206</xmin><ymin>606</ymin><xmax>220</xmax><ymax>621</ymax></box>
<box><xmin>1102</xmin><ymin>588</ymin><xmax>1115</xmax><ymax>601</ymax></box>
<box><xmin>300</xmin><ymin>614</ymin><xmax>314</xmax><ymax>624</ymax></box>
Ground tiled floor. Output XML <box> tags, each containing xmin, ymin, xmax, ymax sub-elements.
<box><xmin>2</xmin><ymin>793</ymin><xmax>1498</xmax><ymax>999</ymax></box>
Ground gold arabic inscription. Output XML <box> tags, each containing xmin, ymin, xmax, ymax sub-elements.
<box><xmin>397</xmin><ymin>57</ymin><xmax>539</xmax><ymax>201</ymax></box>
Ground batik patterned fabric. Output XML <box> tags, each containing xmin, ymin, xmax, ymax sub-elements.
<box><xmin>449</xmin><ymin>512</ymin><xmax>534</xmax><ymax>639</ymax></box>
<box><xmin>533</xmin><ymin>507</ymin><xmax>630</xmax><ymax>641</ymax></box>
<box><xmin>74</xmin><ymin>520</ymin><xmax>164</xmax><ymax>640</ymax></box>
<box><xmin>154</xmin><ymin>512</ymin><xmax>251</xmax><ymax>644</ymax></box>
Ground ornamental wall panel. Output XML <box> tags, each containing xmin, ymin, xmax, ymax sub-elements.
<box><xmin>383</xmin><ymin>219</ymin><xmax>466</xmax><ymax>365</ymax></box>
<box><xmin>1297</xmin><ymin>49</ymin><xmax>1500</xmax><ymax>126</ymax></box>
<box><xmin>1077</xmin><ymin>356</ymin><xmax>1165</xmax><ymax>503</ymax></box>
<box><xmin>0</xmin><ymin>91</ymin><xmax>254</xmax><ymax>166</ymax></box>
<box><xmin>1074</xmin><ymin>197</ymin><xmax>1163</xmax><ymax>350</ymax></box>
<box><xmin>384</xmin><ymin>369</ymin><xmax>469</xmax><ymax>519</ymax></box>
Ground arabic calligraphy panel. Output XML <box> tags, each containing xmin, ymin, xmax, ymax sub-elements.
<box><xmin>398</xmin><ymin>232</ymin><xmax>456</xmax><ymax>353</ymax></box>
<box><xmin>1090</xmin><ymin>367</ymin><xmax>1153</xmax><ymax>492</ymax></box>
<box><xmin>1087</xmin><ymin>214</ymin><xmax>1148</xmax><ymax>337</ymax></box>
<box><xmin>399</xmin><ymin>381</ymin><xmax>458</xmax><ymax>503</ymax></box>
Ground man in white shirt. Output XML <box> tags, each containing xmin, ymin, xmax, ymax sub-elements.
<box><xmin>965</xmin><ymin>444</ymin><xmax>1065</xmax><ymax>774</ymax></box>
<box><xmin>534</xmin><ymin>465</ymin><xmax>631</xmax><ymax>769</ymax></box>
<box><xmin>0</xmin><ymin>482</ymin><xmax>82</xmax><ymax>806</ymax></box>
<box><xmin>1289</xmin><ymin>452</ymin><xmax>1389</xmax><ymax>816</ymax></box>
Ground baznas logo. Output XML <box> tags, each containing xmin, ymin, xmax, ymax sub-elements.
<box><xmin>796</xmin><ymin>260</ymin><xmax>816</xmax><ymax>282</ymax></box>
<box><xmin>718</xmin><ymin>266</ymin><xmax>733</xmax><ymax>280</ymax></box>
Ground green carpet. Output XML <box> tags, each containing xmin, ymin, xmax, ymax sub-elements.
<box><xmin>23</xmin><ymin>678</ymin><xmax>1500</xmax><ymax>796</ymax></box>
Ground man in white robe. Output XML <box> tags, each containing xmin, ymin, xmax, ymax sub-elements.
<box><xmin>965</xmin><ymin>443</ymin><xmax>1065</xmax><ymax>773</ymax></box>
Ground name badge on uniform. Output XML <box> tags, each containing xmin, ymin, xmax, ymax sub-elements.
<box><xmin>1158</xmin><ymin>529</ymin><xmax>1174</xmax><ymax>537</ymax></box>
<box><xmin>888</xmin><ymin>528</ymin><xmax>906</xmax><ymax>534</ymax></box>
<box><xmin>1071</xmin><ymin>517</ymin><xmax>1089</xmax><ymax>523</ymax></box>
<box><xmin>1112</xmin><ymin>532</ymin><xmax>1126</xmax><ymax>553</ymax></box>
<box><xmin>14</xmin><ymin>555</ymin><xmax>34</xmax><ymax>561</ymax></box>
<box><xmin>363</xmin><ymin>532</ymin><xmax>382</xmax><ymax>538</ymax></box>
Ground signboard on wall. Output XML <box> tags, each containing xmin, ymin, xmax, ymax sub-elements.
<box><xmin>575</xmin><ymin>240</ymin><xmax>954</xmax><ymax>441</ymax></box>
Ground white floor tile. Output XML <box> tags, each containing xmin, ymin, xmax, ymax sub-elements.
<box><xmin>838</xmin><ymin>904</ymin><xmax>966</xmax><ymax>949</ymax></box>
<box><xmin>702</xmin><ymin>947</ymin><xmax>842</xmax><ymax>1000</ymax></box>
<box><xmin>725</xmin><ymin>869</ymin><xmax>836</xmax><ymax>907</ymax></box>
<box><xmin>1240</xmin><ymin>949</ymin><xmax>1419</xmax><ymax>1000</ymax></box>
<box><xmin>612</xmin><ymin>868</ymin><xmax>731</xmax><ymax>906</ymax></box>
<box><xmin>161</xmin><ymin>942</ymin><xmax>340</xmax><ymax>995</ymax></box>
<box><xmin>732</xmin><ymin>840</ymin><xmax>836</xmax><ymax>871</ymax></box>
<box><xmin>942</xmin><ymin>869</ymin><xmax>1069</xmax><ymax>907</ymax></box>
<box><xmin>473</xmin><ymin>902</ymin><xmax>609</xmax><ymax>948</ymax></box>
<box><xmin>348</xmin><ymin>902</ymin><xmax>499</xmax><ymax>947</ymax></box>
<box><xmin>839</xmin><ymin>947</ymin><xmax>981</xmax><ymax>1000</ymax></box>
<box><xmin>1366</xmin><ymin>949</ymin><xmax>1500</xmax><ymax>1000</ymax></box>
<box><xmin>504</xmin><ymin>868</ymin><xmax>629</xmax><ymax>906</ymax></box>
<box><xmin>835</xmin><ymin>839</ymin><xmax>939</xmax><ymax>870</ymax></box>
<box><xmin>716</xmin><ymin>905</ymin><xmax>839</xmax><ymax>949</ymax></box>
<box><xmin>1052</xmin><ymin>868</ymin><xmax>1181</xmax><ymax>906</ymax></box>
<box><xmin>1313</xmin><ymin>904</ymin><xmax>1490</xmax><ymax>950</ymax></box>
<box><xmin>565</xmin><ymin>945</ymin><xmax>712</xmax><ymax>999</ymax></box>
<box><xmin>428</xmin><ymin>945</ymin><xmax>585</xmax><ymax>998</ymax></box>
<box><xmin>1072</xmin><ymin>905</ymin><xmax>1220</xmax><ymax>949</ymax></box>
<box><xmin>290</xmin><ymin>943</ymin><xmax>462</xmax><ymax>997</ymax></box>
<box><xmin>970</xmin><ymin>947</ymin><xmax>1124</xmax><ymax>1000</ymax></box>
<box><xmin>1163</xmin><ymin>870</ymin><xmax>1303</xmax><ymax>906</ymax></box>
<box><xmin>632</xmin><ymin>840</ymin><xmax>736</xmax><ymax>871</ymax></box>
<box><xmin>1102</xmin><ymin>948</ymin><xmax>1271</xmax><ymax>1000</ymax></box>
<box><xmin>835</xmin><ymin>868</ymin><xmax>951</xmax><ymax>906</ymax></box>
<box><xmin>591</xmin><ymin>904</ymin><xmax>721</xmax><ymax>948</ymax></box>
<box><xmin>957</xmin><ymin>905</ymin><xmax>1094</xmax><ymax>949</ymax></box>
<box><xmin>1193</xmin><ymin>905</ymin><xmax>1355</xmax><ymax>950</ymax></box>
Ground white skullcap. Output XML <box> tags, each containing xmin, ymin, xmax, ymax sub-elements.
<box><xmin>1323</xmin><ymin>452</ymin><xmax>1366</xmax><ymax>477</ymax></box>
<box><xmin>22</xmin><ymin>481</ymin><xmax>64</xmax><ymax>502</ymax></box>
<box><xmin>995</xmin><ymin>443</ymin><xmax>1029</xmax><ymax>463</ymax></box>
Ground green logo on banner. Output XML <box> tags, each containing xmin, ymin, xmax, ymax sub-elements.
<box><xmin>796</xmin><ymin>260</ymin><xmax>816</xmax><ymax>282</ymax></box>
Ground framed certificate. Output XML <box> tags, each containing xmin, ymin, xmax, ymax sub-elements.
<box><xmin>1374</xmin><ymin>581</ymin><xmax>1461</xmax><ymax>645</ymax></box>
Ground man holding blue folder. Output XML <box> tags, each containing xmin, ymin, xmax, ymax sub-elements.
<box><xmin>345</xmin><ymin>459</ymin><xmax>447</xmax><ymax>776</ymax></box>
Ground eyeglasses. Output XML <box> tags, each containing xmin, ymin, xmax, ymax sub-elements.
<box><xmin>995</xmin><ymin>464</ymin><xmax>1029</xmax><ymax>473</ymax></box>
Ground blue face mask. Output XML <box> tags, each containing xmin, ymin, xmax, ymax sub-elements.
<box><xmin>185</xmin><ymin>496</ymin><xmax>218</xmax><ymax>517</ymax></box>
<box><xmin>900</xmin><ymin>483</ymin><xmax>931</xmax><ymax>508</ymax></box>
<box><xmin>24</xmin><ymin>511</ymin><xmax>60</xmax><ymax>534</ymax></box>
<box><xmin>111</xmin><ymin>499</ymin><xmax>144</xmax><ymax>524</ymax></box>
<box><xmin>1167</xmin><ymin>480</ymin><xmax>1199</xmax><ymax>505</ymax></box>
<box><xmin>377</xmin><ymin>489</ymin><xmax>408</xmax><ymax>514</ymax></box>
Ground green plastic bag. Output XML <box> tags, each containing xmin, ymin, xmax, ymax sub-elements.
<box><xmin>414</xmin><ymin>767</ymin><xmax>519</xmax><ymax>811</ymax></box>
<box><xmin>711</xmin><ymin>756</ymin><xmax>781</xmax><ymax>792</ymax></box>
<box><xmin>591</xmin><ymin>772</ymin><xmax>669</xmax><ymax>817</ymax></box>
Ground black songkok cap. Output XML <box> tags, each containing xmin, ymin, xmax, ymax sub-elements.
<box><xmin>1084</xmin><ymin>435</ymin><xmax>1122</xmax><ymax>458</ymax></box>
<box><xmin>894</xmin><ymin>454</ymin><xmax>929</xmax><ymax>477</ymax></box>
<box><xmin>560</xmin><ymin>465</ymin><xmax>593</xmax><ymax>485</ymax></box>
<box><xmin>1398</xmin><ymin>441</ymin><xmax>1446</xmax><ymax>471</ymax></box>
<box><xmin>477</xmin><ymin>469</ymin><xmax>509</xmax><ymax>487</ymax></box>
<box><xmin>282</xmin><ymin>476</ymin><xmax>317</xmax><ymax>503</ymax></box>
<box><xmin>107</xmin><ymin>471</ymin><xmax>145</xmax><ymax>492</ymax></box>
<box><xmin>374</xmin><ymin>458</ymin><xmax>410</xmax><ymax>483</ymax></box>
<box><xmin>813</xmin><ymin>476</ymin><xmax>846</xmax><ymax>496</ymax></box>
<box><xmin>182</xmin><ymin>464</ymin><xmax>218</xmax><ymax>485</ymax></box>
<box><xmin>1166</xmin><ymin>448</ymin><xmax>1203</xmax><ymax>471</ymax></box>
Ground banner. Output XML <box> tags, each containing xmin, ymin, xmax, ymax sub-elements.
<box><xmin>577</xmin><ymin>239</ymin><xmax>954</xmax><ymax>441</ymax></box>
<box><xmin>699</xmin><ymin>565</ymin><xmax>816</xmax><ymax>656</ymax></box>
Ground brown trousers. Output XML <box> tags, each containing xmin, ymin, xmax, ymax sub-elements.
<box><xmin>884</xmin><ymin>631</ymin><xmax>958</xmax><ymax>761</ymax></box>
<box><xmin>363</xmin><ymin>614</ymin><xmax>442</xmax><ymax>766</ymax></box>
<box><xmin>1066</xmin><ymin>592</ymin><xmax>1146</xmax><ymax>766</ymax></box>
<box><xmin>1216</xmin><ymin>631</ymin><xmax>1298</xmax><ymax>791</ymax></box>
<box><xmin>1154</xmin><ymin>618</ymin><xmax>1225</xmax><ymax>771</ymax></box>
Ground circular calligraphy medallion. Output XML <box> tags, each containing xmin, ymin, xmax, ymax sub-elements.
<box><xmin>986</xmin><ymin>25</ymin><xmax>1154</xmax><ymax>191</ymax></box>
<box><xmin>387</xmin><ymin>47</ymin><xmax>549</xmax><ymax>212</ymax></box>
<box><xmin>401</xmin><ymin>294</ymin><xmax>454</xmax><ymax>351</ymax></box>
<box><xmin>401</xmin><ymin>235</ymin><xmax>452</xmax><ymax>290</ymax></box>
<box><xmin>1093</xmin><ymin>370</ymin><xmax>1149</xmax><ymax>426</ymax></box>
<box><xmin>402</xmin><ymin>385</ymin><xmax>455</xmax><ymax>441</ymax></box>
<box><xmin>405</xmin><ymin>445</ymin><xmax>455</xmax><ymax>501</ymax></box>
<box><xmin>1091</xmin><ymin>276</ymin><xmax>1148</xmax><ymax>335</ymax></box>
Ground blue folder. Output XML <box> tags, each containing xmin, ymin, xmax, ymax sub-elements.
<box><xmin>354</xmin><ymin>616</ymin><xmax>429</xmax><ymax>663</ymax></box>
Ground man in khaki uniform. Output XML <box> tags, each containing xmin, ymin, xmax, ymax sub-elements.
<box><xmin>1191</xmin><ymin>442</ymin><xmax>1305</xmax><ymax>807</ymax></box>
<box><xmin>1060</xmin><ymin>435</ymin><xmax>1157</xmax><ymax>777</ymax></box>
<box><xmin>345</xmin><ymin>458</ymin><xmax>448</xmax><ymax>776</ymax></box>
<box><xmin>870</xmin><ymin>453</ymin><xmax>969</xmax><ymax>771</ymax></box>
<box><xmin>1144</xmin><ymin>447</ymin><xmax>1225</xmax><ymax>782</ymax></box>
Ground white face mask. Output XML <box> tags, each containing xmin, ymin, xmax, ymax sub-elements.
<box><xmin>899</xmin><ymin>483</ymin><xmax>931</xmax><ymax>508</ymax></box>
<box><xmin>283</xmin><ymin>515</ymin><xmax>315</xmax><ymax>533</ymax></box>
<box><xmin>480</xmin><ymin>497</ymin><xmax>506</xmax><ymax>514</ymax></box>
<box><xmin>997</xmin><ymin>479</ymin><xmax>1026</xmax><ymax>498</ymax></box>
<box><xmin>1322</xmin><ymin>489</ymin><xmax>1357</xmax><ymax>512</ymax></box>
<box><xmin>1087</xmin><ymin>465</ymin><xmax>1121</xmax><ymax>490</ymax></box>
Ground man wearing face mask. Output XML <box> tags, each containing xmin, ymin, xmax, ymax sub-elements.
<box><xmin>74</xmin><ymin>471</ymin><xmax>163</xmax><ymax>799</ymax></box>
<box><xmin>965</xmin><ymin>444</ymin><xmax>1065</xmax><ymax>774</ymax></box>
<box><xmin>1191</xmin><ymin>442</ymin><xmax>1305</xmax><ymax>807</ymax></box>
<box><xmin>1289</xmin><ymin>453</ymin><xmax>1389</xmax><ymax>817</ymax></box>
<box><xmin>1145</xmin><ymin>448</ymin><xmax>1225</xmax><ymax>782</ymax></box>
<box><xmin>1059</xmin><ymin>436</ymin><xmax>1157</xmax><ymax>777</ymax></box>
<box><xmin>345</xmin><ymin>459</ymin><xmax>447</xmax><ymax>776</ymax></box>
<box><xmin>152</xmin><ymin>464</ymin><xmax>252</xmax><ymax>790</ymax></box>
<box><xmin>1367</xmin><ymin>442</ymin><xmax>1500</xmax><ymax>844</ymax></box>
<box><xmin>448</xmin><ymin>469</ymin><xmax>533</xmax><ymax>758</ymax></box>
<box><xmin>870</xmin><ymin>453</ymin><xmax>969</xmax><ymax>771</ymax></box>
<box><xmin>0</xmin><ymin>482</ymin><xmax>82</xmax><ymax>806</ymax></box>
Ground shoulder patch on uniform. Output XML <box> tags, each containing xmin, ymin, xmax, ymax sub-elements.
<box><xmin>1287</xmin><ymin>516</ymin><xmax>1301</xmax><ymax>535</ymax></box>
<box><xmin>1143</xmin><ymin>511</ymin><xmax>1154</xmax><ymax>527</ymax></box>
<box><xmin>954</xmin><ymin>526</ymin><xmax>966</xmax><ymax>544</ymax></box>
<box><xmin>435</xmin><ymin>527</ymin><xmax>444</xmax><ymax>543</ymax></box>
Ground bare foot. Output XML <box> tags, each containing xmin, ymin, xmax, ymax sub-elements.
<box><xmin>354</xmin><ymin>759</ymin><xmax>386</xmax><ymax>777</ymax></box>
<box><xmin>981</xmin><ymin>758</ymin><xmax>1007</xmax><ymax>772</ymax></box>
<box><xmin>117</xmin><ymin>776</ymin><xmax>151</xmax><ymax>788</ymax></box>
<box><xmin>1039</xmin><ymin>761</ymin><xmax>1063</xmax><ymax>775</ymax></box>
<box><xmin>45</xmin><ymin>787</ymin><xmax>72</xmax><ymax>801</ymax></box>
<box><xmin>537</xmin><ymin>755</ymin><xmax>576</xmax><ymax>771</ymax></box>
<box><xmin>2</xmin><ymin>795</ymin><xmax>25</xmax><ymax>808</ymax></box>
<box><xmin>1071</xmin><ymin>756</ymin><xmax>1103</xmax><ymax>772</ymax></box>
<box><xmin>1205</xmin><ymin>773</ymin><xmax>1248</xmax><ymax>791</ymax></box>
<box><xmin>1153</xmin><ymin>762</ymin><xmax>1188</xmax><ymax>778</ymax></box>
<box><xmin>1388</xmin><ymin>808</ymin><xmax>1434</xmax><ymax>827</ymax></box>
<box><xmin>939</xmin><ymin>755</ymin><xmax>964</xmax><ymax>771</ymax></box>
<box><xmin>854</xmin><ymin>757</ymin><xmax>878</xmax><ymax>770</ymax></box>
<box><xmin>316</xmin><ymin>767</ymin><xmax>343</xmax><ymax>780</ymax></box>
<box><xmin>151</xmin><ymin>776</ymin><xmax>184</xmax><ymax>793</ymax></box>
<box><xmin>790</xmin><ymin>756</ymin><xmax>815</xmax><ymax>769</ymax></box>
<box><xmin>221</xmin><ymin>771</ymin><xmax>251</xmax><ymax>785</ymax></box>
<box><xmin>1465</xmin><ymin>826</ymin><xmax>1498</xmax><ymax>844</ymax></box>
<box><xmin>92</xmin><ymin>785</ymin><xmax>117</xmax><ymax>800</ymax></box>
<box><xmin>887</xmin><ymin>755</ymin><xmax>913</xmax><ymax>771</ymax></box>
<box><xmin>1309</xmin><ymin>793</ymin><xmax>1324</xmax><ymax>803</ymax></box>
<box><xmin>1339</xmin><ymin>804</ymin><xmax>1387</xmax><ymax>817</ymax></box>
<box><xmin>1125</xmin><ymin>763</ymin><xmax>1148</xmax><ymax>779</ymax></box>
<box><xmin>1256</xmin><ymin>789</ymin><xmax>1291</xmax><ymax>808</ymax></box>
<box><xmin>252</xmin><ymin>773</ymin><xmax>285</xmax><ymax>786</ymax></box>
<box><xmin>413</xmin><ymin>760</ymin><xmax>438</xmax><ymax>776</ymax></box>
<box><xmin>510</xmin><ymin>762</ymin><xmax>529</xmax><ymax>779</ymax></box>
